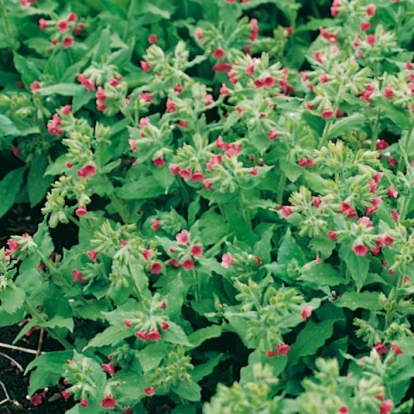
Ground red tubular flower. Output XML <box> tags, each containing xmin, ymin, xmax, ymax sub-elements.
<box><xmin>380</xmin><ymin>400</ymin><xmax>394</xmax><ymax>414</ymax></box>
<box><xmin>151</xmin><ymin>218</ymin><xmax>161</xmax><ymax>231</ymax></box>
<box><xmin>147</xmin><ymin>328</ymin><xmax>161</xmax><ymax>342</ymax></box>
<box><xmin>124</xmin><ymin>319</ymin><xmax>132</xmax><ymax>328</ymax></box>
<box><xmin>280</xmin><ymin>206</ymin><xmax>292</xmax><ymax>218</ymax></box>
<box><xmin>80</xmin><ymin>399</ymin><xmax>88</xmax><ymax>407</ymax></box>
<box><xmin>101</xmin><ymin>395</ymin><xmax>116</xmax><ymax>409</ymax></box>
<box><xmin>77</xmin><ymin>164</ymin><xmax>96</xmax><ymax>178</ymax></box>
<box><xmin>39</xmin><ymin>18</ymin><xmax>48</xmax><ymax>30</ymax></box>
<box><xmin>373</xmin><ymin>342</ymin><xmax>388</xmax><ymax>355</ymax></box>
<box><xmin>387</xmin><ymin>187</ymin><xmax>398</xmax><ymax>198</ymax></box>
<box><xmin>249</xmin><ymin>18</ymin><xmax>259</xmax><ymax>41</ymax></box>
<box><xmin>102</xmin><ymin>363</ymin><xmax>115</xmax><ymax>377</ymax></box>
<box><xmin>277</xmin><ymin>343</ymin><xmax>290</xmax><ymax>356</ymax></box>
<box><xmin>366</xmin><ymin>34</ymin><xmax>376</xmax><ymax>45</ymax></box>
<box><xmin>135</xmin><ymin>329</ymin><xmax>147</xmax><ymax>340</ymax></box>
<box><xmin>148</xmin><ymin>33</ymin><xmax>158</xmax><ymax>44</ymax></box>
<box><xmin>30</xmin><ymin>393</ymin><xmax>43</xmax><ymax>407</ymax></box>
<box><xmin>301</xmin><ymin>306</ymin><xmax>312</xmax><ymax>321</ymax></box>
<box><xmin>366</xmin><ymin>4</ymin><xmax>376</xmax><ymax>16</ymax></box>
<box><xmin>328</xmin><ymin>231</ymin><xmax>337</xmax><ymax>240</ymax></box>
<box><xmin>212</xmin><ymin>62</ymin><xmax>232</xmax><ymax>72</ymax></box>
<box><xmin>56</xmin><ymin>20</ymin><xmax>69</xmax><ymax>32</ymax></box>
<box><xmin>182</xmin><ymin>259</ymin><xmax>195</xmax><ymax>270</ymax></box>
<box><xmin>221</xmin><ymin>252</ymin><xmax>234</xmax><ymax>268</ymax></box>
<box><xmin>266</xmin><ymin>349</ymin><xmax>275</xmax><ymax>357</ymax></box>
<box><xmin>144</xmin><ymin>387</ymin><xmax>155</xmax><ymax>396</ymax></box>
<box><xmin>268</xmin><ymin>129</ymin><xmax>279</xmax><ymax>140</ymax></box>
<box><xmin>87</xmin><ymin>250</ymin><xmax>98</xmax><ymax>261</ymax></box>
<box><xmin>152</xmin><ymin>156</ymin><xmax>165</xmax><ymax>168</ymax></box>
<box><xmin>390</xmin><ymin>343</ymin><xmax>403</xmax><ymax>355</ymax></box>
<box><xmin>161</xmin><ymin>322</ymin><xmax>169</xmax><ymax>331</ymax></box>
<box><xmin>140</xmin><ymin>61</ymin><xmax>150</xmax><ymax>72</ymax></box>
<box><xmin>75</xmin><ymin>206</ymin><xmax>87</xmax><ymax>217</ymax></box>
<box><xmin>353</xmin><ymin>244</ymin><xmax>369</xmax><ymax>256</ymax></box>
<box><xmin>322</xmin><ymin>108</ymin><xmax>334</xmax><ymax>119</ymax></box>
<box><xmin>338</xmin><ymin>407</ymin><xmax>348</xmax><ymax>414</ymax></box>
<box><xmin>61</xmin><ymin>390</ymin><xmax>71</xmax><ymax>400</ymax></box>
<box><xmin>195</xmin><ymin>27</ymin><xmax>203</xmax><ymax>40</ymax></box>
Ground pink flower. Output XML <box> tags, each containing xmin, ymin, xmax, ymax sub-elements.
<box><xmin>62</xmin><ymin>37</ymin><xmax>74</xmax><ymax>48</ymax></box>
<box><xmin>147</xmin><ymin>328</ymin><xmax>161</xmax><ymax>342</ymax></box>
<box><xmin>80</xmin><ymin>399</ymin><xmax>88</xmax><ymax>407</ymax></box>
<box><xmin>129</xmin><ymin>139</ymin><xmax>137</xmax><ymax>152</ymax></box>
<box><xmin>30</xmin><ymin>81</ymin><xmax>42</xmax><ymax>93</ymax></box>
<box><xmin>182</xmin><ymin>259</ymin><xmax>195</xmax><ymax>270</ymax></box>
<box><xmin>280</xmin><ymin>206</ymin><xmax>292</xmax><ymax>218</ymax></box>
<box><xmin>102</xmin><ymin>363</ymin><xmax>115</xmax><ymax>377</ymax></box>
<box><xmin>213</xmin><ymin>63</ymin><xmax>232</xmax><ymax>73</ymax></box>
<box><xmin>75</xmin><ymin>206</ymin><xmax>87</xmax><ymax>217</ymax></box>
<box><xmin>135</xmin><ymin>329</ymin><xmax>147</xmax><ymax>340</ymax></box>
<box><xmin>366</xmin><ymin>34</ymin><xmax>376</xmax><ymax>45</ymax></box>
<box><xmin>176</xmin><ymin>230</ymin><xmax>190</xmax><ymax>245</ymax></box>
<box><xmin>338</xmin><ymin>406</ymin><xmax>348</xmax><ymax>414</ymax></box>
<box><xmin>380</xmin><ymin>400</ymin><xmax>394</xmax><ymax>414</ymax></box>
<box><xmin>72</xmin><ymin>270</ymin><xmax>83</xmax><ymax>283</ymax></box>
<box><xmin>101</xmin><ymin>395</ymin><xmax>116</xmax><ymax>409</ymax></box>
<box><xmin>61</xmin><ymin>390</ymin><xmax>71</xmax><ymax>400</ymax></box>
<box><xmin>195</xmin><ymin>27</ymin><xmax>203</xmax><ymax>40</ymax></box>
<box><xmin>390</xmin><ymin>343</ymin><xmax>403</xmax><ymax>355</ymax></box>
<box><xmin>139</xmin><ymin>92</ymin><xmax>152</xmax><ymax>103</ymax></box>
<box><xmin>150</xmin><ymin>262</ymin><xmax>162</xmax><ymax>274</ymax></box>
<box><xmin>301</xmin><ymin>306</ymin><xmax>312</xmax><ymax>321</ymax></box>
<box><xmin>30</xmin><ymin>393</ymin><xmax>43</xmax><ymax>407</ymax></box>
<box><xmin>263</xmin><ymin>76</ymin><xmax>275</xmax><ymax>88</ymax></box>
<box><xmin>357</xmin><ymin>216</ymin><xmax>373</xmax><ymax>227</ymax></box>
<box><xmin>328</xmin><ymin>231</ymin><xmax>337</xmax><ymax>240</ymax></box>
<box><xmin>191</xmin><ymin>171</ymin><xmax>205</xmax><ymax>182</ymax></box>
<box><xmin>77</xmin><ymin>74</ymin><xmax>95</xmax><ymax>91</ymax></box>
<box><xmin>143</xmin><ymin>249</ymin><xmax>154</xmax><ymax>261</ymax></box>
<box><xmin>169</xmin><ymin>164</ymin><xmax>180</xmax><ymax>175</ymax></box>
<box><xmin>277</xmin><ymin>343</ymin><xmax>290</xmax><ymax>356</ymax></box>
<box><xmin>221</xmin><ymin>252</ymin><xmax>234</xmax><ymax>268</ymax></box>
<box><xmin>373</xmin><ymin>342</ymin><xmax>388</xmax><ymax>355</ymax></box>
<box><xmin>322</xmin><ymin>108</ymin><xmax>334</xmax><ymax>119</ymax></box>
<box><xmin>56</xmin><ymin>20</ymin><xmax>69</xmax><ymax>32</ymax></box>
<box><xmin>190</xmin><ymin>245</ymin><xmax>203</xmax><ymax>257</ymax></box>
<box><xmin>166</xmin><ymin>98</ymin><xmax>176</xmax><ymax>113</ymax></box>
<box><xmin>60</xmin><ymin>105</ymin><xmax>72</xmax><ymax>115</ymax></box>
<box><xmin>161</xmin><ymin>322</ymin><xmax>169</xmax><ymax>331</ymax></box>
<box><xmin>148</xmin><ymin>33</ymin><xmax>158</xmax><ymax>44</ymax></box>
<box><xmin>68</xmin><ymin>12</ymin><xmax>77</xmax><ymax>22</ymax></box>
<box><xmin>213</xmin><ymin>48</ymin><xmax>226</xmax><ymax>59</ymax></box>
<box><xmin>383</xmin><ymin>86</ymin><xmax>393</xmax><ymax>100</ymax></box>
<box><xmin>87</xmin><ymin>250</ymin><xmax>98</xmax><ymax>261</ymax></box>
<box><xmin>151</xmin><ymin>218</ymin><xmax>161</xmax><ymax>230</ymax></box>
<box><xmin>360</xmin><ymin>21</ymin><xmax>371</xmax><ymax>32</ymax></box>
<box><xmin>366</xmin><ymin>4</ymin><xmax>376</xmax><ymax>16</ymax></box>
<box><xmin>268</xmin><ymin>129</ymin><xmax>279</xmax><ymax>140</ymax></box>
<box><xmin>249</xmin><ymin>18</ymin><xmax>259</xmax><ymax>42</ymax></box>
<box><xmin>144</xmin><ymin>387</ymin><xmax>155</xmax><ymax>396</ymax></box>
<box><xmin>266</xmin><ymin>349</ymin><xmax>275</xmax><ymax>357</ymax></box>
<box><xmin>77</xmin><ymin>164</ymin><xmax>96</xmax><ymax>178</ymax></box>
<box><xmin>387</xmin><ymin>187</ymin><xmax>398</xmax><ymax>198</ymax></box>
<box><xmin>353</xmin><ymin>244</ymin><xmax>369</xmax><ymax>256</ymax></box>
<box><xmin>377</xmin><ymin>233</ymin><xmax>393</xmax><ymax>248</ymax></box>
<box><xmin>39</xmin><ymin>18</ymin><xmax>48</xmax><ymax>30</ymax></box>
<box><xmin>140</xmin><ymin>61</ymin><xmax>150</xmax><ymax>72</ymax></box>
<box><xmin>124</xmin><ymin>319</ymin><xmax>132</xmax><ymax>328</ymax></box>
<box><xmin>152</xmin><ymin>156</ymin><xmax>165</xmax><ymax>168</ymax></box>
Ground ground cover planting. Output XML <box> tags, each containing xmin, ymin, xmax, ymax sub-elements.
<box><xmin>1</xmin><ymin>0</ymin><xmax>414</xmax><ymax>413</ymax></box>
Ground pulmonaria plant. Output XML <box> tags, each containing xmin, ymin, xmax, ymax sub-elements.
<box><xmin>1</xmin><ymin>0</ymin><xmax>414</xmax><ymax>412</ymax></box>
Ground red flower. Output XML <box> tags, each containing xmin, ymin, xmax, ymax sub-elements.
<box><xmin>150</xmin><ymin>262</ymin><xmax>162</xmax><ymax>274</ymax></box>
<box><xmin>212</xmin><ymin>63</ymin><xmax>232</xmax><ymax>72</ymax></box>
<box><xmin>366</xmin><ymin>34</ymin><xmax>376</xmax><ymax>45</ymax></box>
<box><xmin>176</xmin><ymin>229</ymin><xmax>190</xmax><ymax>245</ymax></box>
<box><xmin>263</xmin><ymin>76</ymin><xmax>275</xmax><ymax>88</ymax></box>
<box><xmin>182</xmin><ymin>259</ymin><xmax>195</xmax><ymax>270</ymax></box>
<box><xmin>166</xmin><ymin>99</ymin><xmax>176</xmax><ymax>113</ymax></box>
<box><xmin>387</xmin><ymin>186</ymin><xmax>398</xmax><ymax>198</ymax></box>
<box><xmin>62</xmin><ymin>37</ymin><xmax>74</xmax><ymax>48</ymax></box>
<box><xmin>139</xmin><ymin>92</ymin><xmax>152</xmax><ymax>103</ymax></box>
<box><xmin>39</xmin><ymin>18</ymin><xmax>48</xmax><ymax>30</ymax></box>
<box><xmin>72</xmin><ymin>270</ymin><xmax>83</xmax><ymax>283</ymax></box>
<box><xmin>77</xmin><ymin>74</ymin><xmax>95</xmax><ymax>91</ymax></box>
<box><xmin>87</xmin><ymin>250</ymin><xmax>98</xmax><ymax>261</ymax></box>
<box><xmin>266</xmin><ymin>349</ymin><xmax>275</xmax><ymax>357</ymax></box>
<box><xmin>135</xmin><ymin>329</ymin><xmax>147</xmax><ymax>340</ymax></box>
<box><xmin>68</xmin><ymin>12</ymin><xmax>77</xmax><ymax>22</ymax></box>
<box><xmin>328</xmin><ymin>231</ymin><xmax>337</xmax><ymax>240</ymax></box>
<box><xmin>360</xmin><ymin>21</ymin><xmax>371</xmax><ymax>32</ymax></box>
<box><xmin>75</xmin><ymin>206</ymin><xmax>87</xmax><ymax>217</ymax></box>
<box><xmin>383</xmin><ymin>86</ymin><xmax>393</xmax><ymax>100</ymax></box>
<box><xmin>151</xmin><ymin>218</ymin><xmax>161</xmax><ymax>231</ymax></box>
<box><xmin>101</xmin><ymin>395</ymin><xmax>117</xmax><ymax>409</ymax></box>
<box><xmin>144</xmin><ymin>387</ymin><xmax>155</xmax><ymax>396</ymax></box>
<box><xmin>77</xmin><ymin>164</ymin><xmax>96</xmax><ymax>178</ymax></box>
<box><xmin>366</xmin><ymin>4</ymin><xmax>376</xmax><ymax>16</ymax></box>
<box><xmin>280</xmin><ymin>206</ymin><xmax>292</xmax><ymax>218</ymax></box>
<box><xmin>322</xmin><ymin>108</ymin><xmax>334</xmax><ymax>119</ymax></box>
<box><xmin>124</xmin><ymin>319</ymin><xmax>132</xmax><ymax>328</ymax></box>
<box><xmin>249</xmin><ymin>18</ymin><xmax>259</xmax><ymax>42</ymax></box>
<box><xmin>61</xmin><ymin>390</ymin><xmax>71</xmax><ymax>400</ymax></box>
<box><xmin>353</xmin><ymin>244</ymin><xmax>369</xmax><ymax>257</ymax></box>
<box><xmin>190</xmin><ymin>245</ymin><xmax>203</xmax><ymax>257</ymax></box>
<box><xmin>191</xmin><ymin>171</ymin><xmax>204</xmax><ymax>182</ymax></box>
<box><xmin>80</xmin><ymin>399</ymin><xmax>88</xmax><ymax>407</ymax></box>
<box><xmin>268</xmin><ymin>129</ymin><xmax>279</xmax><ymax>140</ymax></box>
<box><xmin>373</xmin><ymin>342</ymin><xmax>388</xmax><ymax>355</ymax></box>
<box><xmin>140</xmin><ymin>61</ymin><xmax>150</xmax><ymax>72</ymax></box>
<box><xmin>212</xmin><ymin>48</ymin><xmax>226</xmax><ymax>59</ymax></box>
<box><xmin>56</xmin><ymin>20</ymin><xmax>69</xmax><ymax>32</ymax></box>
<box><xmin>102</xmin><ymin>363</ymin><xmax>115</xmax><ymax>377</ymax></box>
<box><xmin>147</xmin><ymin>328</ymin><xmax>161</xmax><ymax>342</ymax></box>
<box><xmin>152</xmin><ymin>156</ymin><xmax>165</xmax><ymax>168</ymax></box>
<box><xmin>161</xmin><ymin>322</ymin><xmax>169</xmax><ymax>331</ymax></box>
<box><xmin>277</xmin><ymin>343</ymin><xmax>290</xmax><ymax>356</ymax></box>
<box><xmin>148</xmin><ymin>33</ymin><xmax>158</xmax><ymax>44</ymax></box>
<box><xmin>30</xmin><ymin>393</ymin><xmax>43</xmax><ymax>407</ymax></box>
<box><xmin>169</xmin><ymin>164</ymin><xmax>180</xmax><ymax>175</ymax></box>
<box><xmin>380</xmin><ymin>400</ymin><xmax>394</xmax><ymax>414</ymax></box>
<box><xmin>221</xmin><ymin>252</ymin><xmax>235</xmax><ymax>268</ymax></box>
<box><xmin>195</xmin><ymin>27</ymin><xmax>203</xmax><ymax>40</ymax></box>
<box><xmin>301</xmin><ymin>306</ymin><xmax>312</xmax><ymax>321</ymax></box>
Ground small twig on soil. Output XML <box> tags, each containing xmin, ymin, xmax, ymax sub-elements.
<box><xmin>36</xmin><ymin>328</ymin><xmax>45</xmax><ymax>357</ymax></box>
<box><xmin>0</xmin><ymin>380</ymin><xmax>11</xmax><ymax>405</ymax></box>
<box><xmin>0</xmin><ymin>341</ymin><xmax>44</xmax><ymax>355</ymax></box>
<box><xmin>0</xmin><ymin>352</ymin><xmax>24</xmax><ymax>372</ymax></box>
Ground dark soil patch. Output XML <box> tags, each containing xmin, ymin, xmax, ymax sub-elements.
<box><xmin>0</xmin><ymin>325</ymin><xmax>74</xmax><ymax>414</ymax></box>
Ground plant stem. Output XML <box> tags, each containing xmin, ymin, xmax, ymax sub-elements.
<box><xmin>24</xmin><ymin>301</ymin><xmax>74</xmax><ymax>349</ymax></box>
<box><xmin>123</xmin><ymin>0</ymin><xmax>136</xmax><ymax>42</ymax></box>
<box><xmin>370</xmin><ymin>113</ymin><xmax>381</xmax><ymax>151</ymax></box>
<box><xmin>276</xmin><ymin>172</ymin><xmax>286</xmax><ymax>205</ymax></box>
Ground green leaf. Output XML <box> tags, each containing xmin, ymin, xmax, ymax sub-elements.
<box><xmin>0</xmin><ymin>287</ymin><xmax>25</xmax><ymax>314</ymax></box>
<box><xmin>395</xmin><ymin>336</ymin><xmax>414</xmax><ymax>356</ymax></box>
<box><xmin>37</xmin><ymin>83</ymin><xmax>84</xmax><ymax>96</ymax></box>
<box><xmin>198</xmin><ymin>208</ymin><xmax>228</xmax><ymax>245</ymax></box>
<box><xmin>192</xmin><ymin>353</ymin><xmax>224</xmax><ymax>382</ymax></box>
<box><xmin>39</xmin><ymin>315</ymin><xmax>74</xmax><ymax>332</ymax></box>
<box><xmin>25</xmin><ymin>351</ymin><xmax>73</xmax><ymax>395</ymax></box>
<box><xmin>0</xmin><ymin>115</ymin><xmax>19</xmax><ymax>137</ymax></box>
<box><xmin>33</xmin><ymin>219</ymin><xmax>54</xmax><ymax>258</ymax></box>
<box><xmin>298</xmin><ymin>263</ymin><xmax>345</xmax><ymax>286</ymax></box>
<box><xmin>137</xmin><ymin>343</ymin><xmax>165</xmax><ymax>372</ymax></box>
<box><xmin>188</xmin><ymin>325</ymin><xmax>223</xmax><ymax>347</ymax></box>
<box><xmin>372</xmin><ymin>97</ymin><xmax>411</xmax><ymax>129</ymax></box>
<box><xmin>253</xmin><ymin>224</ymin><xmax>274</xmax><ymax>263</ymax></box>
<box><xmin>333</xmin><ymin>291</ymin><xmax>382</xmax><ymax>311</ymax></box>
<box><xmin>339</xmin><ymin>243</ymin><xmax>369</xmax><ymax>291</ymax></box>
<box><xmin>13</xmin><ymin>54</ymin><xmax>41</xmax><ymax>86</ymax></box>
<box><xmin>0</xmin><ymin>167</ymin><xmax>25</xmax><ymax>219</ymax></box>
<box><xmin>163</xmin><ymin>322</ymin><xmax>193</xmax><ymax>347</ymax></box>
<box><xmin>27</xmin><ymin>155</ymin><xmax>54</xmax><ymax>207</ymax></box>
<box><xmin>289</xmin><ymin>319</ymin><xmax>336</xmax><ymax>366</ymax></box>
<box><xmin>83</xmin><ymin>325</ymin><xmax>130</xmax><ymax>350</ymax></box>
<box><xmin>173</xmin><ymin>380</ymin><xmax>201</xmax><ymax>402</ymax></box>
<box><xmin>116</xmin><ymin>176</ymin><xmax>165</xmax><ymax>199</ymax></box>
<box><xmin>277</xmin><ymin>228</ymin><xmax>307</xmax><ymax>266</ymax></box>
<box><xmin>327</xmin><ymin>114</ymin><xmax>366</xmax><ymax>140</ymax></box>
